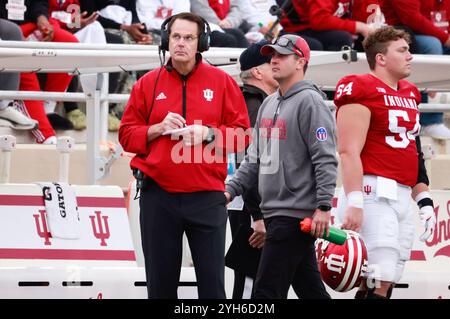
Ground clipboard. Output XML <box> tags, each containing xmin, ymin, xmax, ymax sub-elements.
<box><xmin>162</xmin><ymin>126</ymin><xmax>190</xmax><ymax>135</ymax></box>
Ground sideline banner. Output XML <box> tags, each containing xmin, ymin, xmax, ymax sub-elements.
<box><xmin>408</xmin><ymin>190</ymin><xmax>450</xmax><ymax>263</ymax></box>
<box><xmin>0</xmin><ymin>184</ymin><xmax>135</xmax><ymax>263</ymax></box>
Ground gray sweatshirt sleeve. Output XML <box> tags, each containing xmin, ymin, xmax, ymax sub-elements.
<box><xmin>299</xmin><ymin>92</ymin><xmax>338</xmax><ymax>207</ymax></box>
<box><xmin>190</xmin><ymin>0</ymin><xmax>221</xmax><ymax>25</ymax></box>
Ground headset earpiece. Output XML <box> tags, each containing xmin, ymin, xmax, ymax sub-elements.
<box><xmin>159</xmin><ymin>16</ymin><xmax>171</xmax><ymax>52</ymax></box>
<box><xmin>198</xmin><ymin>18</ymin><xmax>211</xmax><ymax>52</ymax></box>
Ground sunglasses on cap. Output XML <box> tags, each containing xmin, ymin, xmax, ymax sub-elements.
<box><xmin>273</xmin><ymin>37</ymin><xmax>305</xmax><ymax>58</ymax></box>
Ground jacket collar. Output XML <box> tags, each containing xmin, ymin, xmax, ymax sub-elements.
<box><xmin>165</xmin><ymin>53</ymin><xmax>203</xmax><ymax>77</ymax></box>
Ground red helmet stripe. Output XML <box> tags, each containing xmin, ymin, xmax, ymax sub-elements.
<box><xmin>336</xmin><ymin>234</ymin><xmax>354</xmax><ymax>291</ymax></box>
<box><xmin>348</xmin><ymin>233</ymin><xmax>363</xmax><ymax>291</ymax></box>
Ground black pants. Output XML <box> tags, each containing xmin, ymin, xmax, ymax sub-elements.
<box><xmin>210</xmin><ymin>29</ymin><xmax>249</xmax><ymax>48</ymax></box>
<box><xmin>139</xmin><ymin>178</ymin><xmax>228</xmax><ymax>299</ymax></box>
<box><xmin>252</xmin><ymin>216</ymin><xmax>331</xmax><ymax>299</ymax></box>
<box><xmin>228</xmin><ymin>209</ymin><xmax>255</xmax><ymax>299</ymax></box>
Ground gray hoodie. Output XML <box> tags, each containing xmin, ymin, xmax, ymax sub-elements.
<box><xmin>226</xmin><ymin>80</ymin><xmax>338</xmax><ymax>219</ymax></box>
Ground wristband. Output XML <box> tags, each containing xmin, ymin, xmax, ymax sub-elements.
<box><xmin>347</xmin><ymin>191</ymin><xmax>364</xmax><ymax>209</ymax></box>
<box><xmin>415</xmin><ymin>191</ymin><xmax>434</xmax><ymax>209</ymax></box>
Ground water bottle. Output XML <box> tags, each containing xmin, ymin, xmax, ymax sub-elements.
<box><xmin>227</xmin><ymin>153</ymin><xmax>236</xmax><ymax>176</ymax></box>
<box><xmin>300</xmin><ymin>218</ymin><xmax>347</xmax><ymax>245</ymax></box>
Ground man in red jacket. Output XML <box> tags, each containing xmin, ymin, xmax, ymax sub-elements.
<box><xmin>119</xmin><ymin>12</ymin><xmax>250</xmax><ymax>299</ymax></box>
<box><xmin>381</xmin><ymin>0</ymin><xmax>450</xmax><ymax>139</ymax></box>
<box><xmin>382</xmin><ymin>0</ymin><xmax>450</xmax><ymax>50</ymax></box>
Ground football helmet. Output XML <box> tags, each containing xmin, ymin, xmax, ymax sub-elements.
<box><xmin>316</xmin><ymin>231</ymin><xmax>368</xmax><ymax>292</ymax></box>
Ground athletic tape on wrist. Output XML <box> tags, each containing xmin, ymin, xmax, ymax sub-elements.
<box><xmin>347</xmin><ymin>191</ymin><xmax>364</xmax><ymax>209</ymax></box>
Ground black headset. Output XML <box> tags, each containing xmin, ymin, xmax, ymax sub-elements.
<box><xmin>159</xmin><ymin>14</ymin><xmax>211</xmax><ymax>52</ymax></box>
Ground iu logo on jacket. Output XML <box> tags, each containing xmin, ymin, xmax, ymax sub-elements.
<box><xmin>203</xmin><ymin>89</ymin><xmax>214</xmax><ymax>102</ymax></box>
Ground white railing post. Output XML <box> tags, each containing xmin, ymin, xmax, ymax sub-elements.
<box><xmin>56</xmin><ymin>136</ymin><xmax>74</xmax><ymax>183</ymax></box>
<box><xmin>0</xmin><ymin>135</ymin><xmax>16</xmax><ymax>184</ymax></box>
<box><xmin>80</xmin><ymin>73</ymin><xmax>102</xmax><ymax>184</ymax></box>
<box><xmin>100</xmin><ymin>72</ymin><xmax>109</xmax><ymax>141</ymax></box>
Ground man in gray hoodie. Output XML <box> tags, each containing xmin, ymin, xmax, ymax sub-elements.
<box><xmin>225</xmin><ymin>34</ymin><xmax>338</xmax><ymax>299</ymax></box>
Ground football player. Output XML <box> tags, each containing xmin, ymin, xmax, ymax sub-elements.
<box><xmin>334</xmin><ymin>26</ymin><xmax>436</xmax><ymax>299</ymax></box>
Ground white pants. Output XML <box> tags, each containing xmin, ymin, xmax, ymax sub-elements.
<box><xmin>337</xmin><ymin>175</ymin><xmax>415</xmax><ymax>282</ymax></box>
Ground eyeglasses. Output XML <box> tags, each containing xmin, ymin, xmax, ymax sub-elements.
<box><xmin>273</xmin><ymin>37</ymin><xmax>305</xmax><ymax>58</ymax></box>
<box><xmin>170</xmin><ymin>33</ymin><xmax>198</xmax><ymax>43</ymax></box>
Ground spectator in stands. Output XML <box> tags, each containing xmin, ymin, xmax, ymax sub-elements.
<box><xmin>1</xmin><ymin>0</ymin><xmax>71</xmax><ymax>143</ymax></box>
<box><xmin>381</xmin><ymin>0</ymin><xmax>450</xmax><ymax>139</ymax></box>
<box><xmin>120</xmin><ymin>0</ymin><xmax>190</xmax><ymax>44</ymax></box>
<box><xmin>19</xmin><ymin>0</ymin><xmax>80</xmax><ymax>124</ymax></box>
<box><xmin>48</xmin><ymin>0</ymin><xmax>104</xmax><ymax>131</ymax></box>
<box><xmin>81</xmin><ymin>0</ymin><xmax>151</xmax><ymax>44</ymax></box>
<box><xmin>119</xmin><ymin>12</ymin><xmax>250</xmax><ymax>298</ymax></box>
<box><xmin>226</xmin><ymin>34</ymin><xmax>337</xmax><ymax>299</ymax></box>
<box><xmin>64</xmin><ymin>0</ymin><xmax>151</xmax><ymax>131</ymax></box>
<box><xmin>382</xmin><ymin>0</ymin><xmax>450</xmax><ymax>54</ymax></box>
<box><xmin>0</xmin><ymin>19</ymin><xmax>39</xmax><ymax>130</ymax></box>
<box><xmin>237</xmin><ymin>0</ymin><xmax>280</xmax><ymax>43</ymax></box>
<box><xmin>277</xmin><ymin>0</ymin><xmax>376</xmax><ymax>51</ymax></box>
<box><xmin>49</xmin><ymin>0</ymin><xmax>103</xmax><ymax>43</ymax></box>
<box><xmin>190</xmin><ymin>0</ymin><xmax>249</xmax><ymax>48</ymax></box>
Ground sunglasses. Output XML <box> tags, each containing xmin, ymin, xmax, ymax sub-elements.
<box><xmin>272</xmin><ymin>37</ymin><xmax>305</xmax><ymax>58</ymax></box>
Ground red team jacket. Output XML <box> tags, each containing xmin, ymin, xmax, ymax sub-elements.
<box><xmin>381</xmin><ymin>0</ymin><xmax>450</xmax><ymax>44</ymax></box>
<box><xmin>280</xmin><ymin>0</ymin><xmax>382</xmax><ymax>33</ymax></box>
<box><xmin>119</xmin><ymin>58</ymin><xmax>250</xmax><ymax>193</ymax></box>
<box><xmin>334</xmin><ymin>74</ymin><xmax>421</xmax><ymax>187</ymax></box>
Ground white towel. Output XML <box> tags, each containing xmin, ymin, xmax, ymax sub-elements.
<box><xmin>74</xmin><ymin>21</ymin><xmax>107</xmax><ymax>44</ymax></box>
<box><xmin>36</xmin><ymin>182</ymin><xmax>81</xmax><ymax>239</ymax></box>
<box><xmin>98</xmin><ymin>5</ymin><xmax>132</xmax><ymax>25</ymax></box>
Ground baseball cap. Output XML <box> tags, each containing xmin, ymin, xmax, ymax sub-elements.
<box><xmin>261</xmin><ymin>34</ymin><xmax>311</xmax><ymax>62</ymax></box>
<box><xmin>239</xmin><ymin>40</ymin><xmax>272</xmax><ymax>71</ymax></box>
